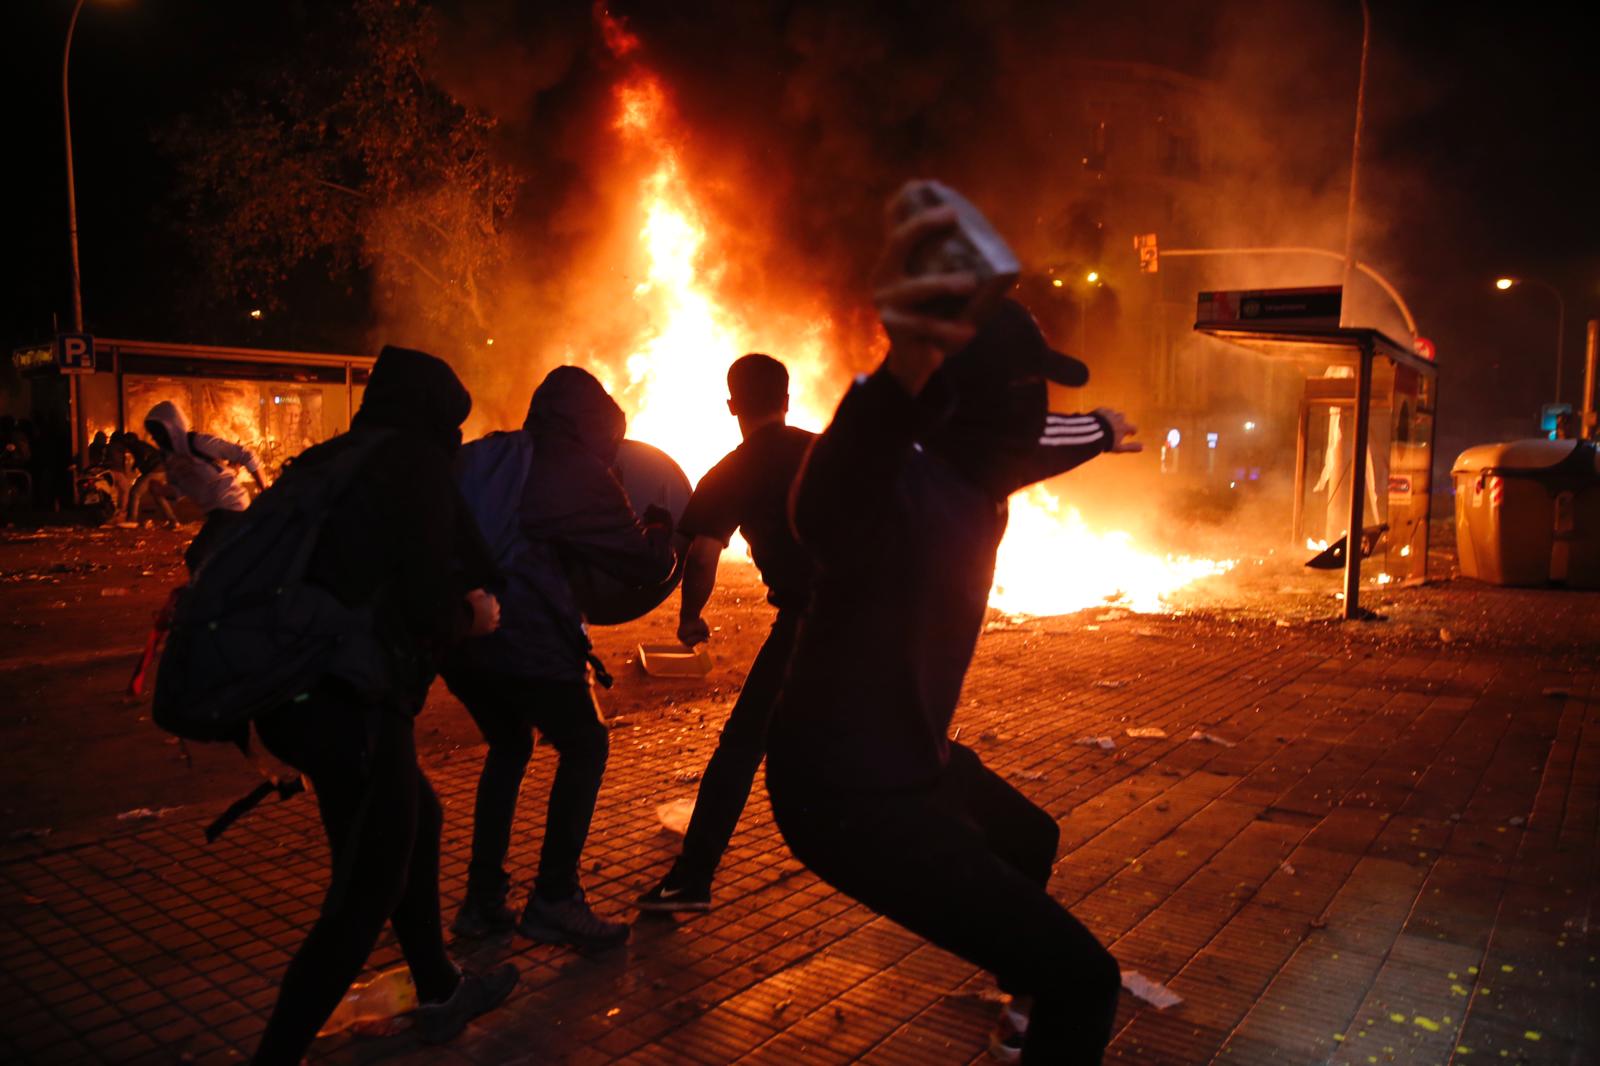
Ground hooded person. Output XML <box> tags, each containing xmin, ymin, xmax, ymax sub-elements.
<box><xmin>142</xmin><ymin>400</ymin><xmax>268</xmax><ymax>568</ymax></box>
<box><xmin>247</xmin><ymin>346</ymin><xmax>516</xmax><ymax>1065</ymax></box>
<box><xmin>763</xmin><ymin>195</ymin><xmax>1142</xmax><ymax>1066</ymax></box>
<box><xmin>442</xmin><ymin>364</ymin><xmax>676</xmax><ymax>947</ymax></box>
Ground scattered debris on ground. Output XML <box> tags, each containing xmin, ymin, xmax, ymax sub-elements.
<box><xmin>656</xmin><ymin>798</ymin><xmax>695</xmax><ymax>835</ymax></box>
<box><xmin>1121</xmin><ymin>971</ymin><xmax>1183</xmax><ymax>1010</ymax></box>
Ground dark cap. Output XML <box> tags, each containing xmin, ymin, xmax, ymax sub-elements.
<box><xmin>967</xmin><ymin>298</ymin><xmax>1089</xmax><ymax>386</ymax></box>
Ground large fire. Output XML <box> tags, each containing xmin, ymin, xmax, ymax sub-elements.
<box><xmin>589</xmin><ymin>11</ymin><xmax>1231</xmax><ymax>617</ymax></box>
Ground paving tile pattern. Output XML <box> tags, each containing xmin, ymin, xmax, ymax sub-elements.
<box><xmin>1</xmin><ymin>579</ymin><xmax>1596</xmax><ymax>1065</ymax></box>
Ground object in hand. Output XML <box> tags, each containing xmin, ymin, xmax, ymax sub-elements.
<box><xmin>891</xmin><ymin>180</ymin><xmax>1020</xmax><ymax>322</ymax></box>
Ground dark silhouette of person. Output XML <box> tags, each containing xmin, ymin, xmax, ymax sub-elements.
<box><xmin>443</xmin><ymin>366</ymin><xmax>675</xmax><ymax>947</ymax></box>
<box><xmin>248</xmin><ymin>346</ymin><xmax>515</xmax><ymax>1064</ymax></box>
<box><xmin>638</xmin><ymin>354</ymin><xmax>816</xmax><ymax>912</ymax></box>
<box><xmin>764</xmin><ymin>189</ymin><xmax>1142</xmax><ymax>1065</ymax></box>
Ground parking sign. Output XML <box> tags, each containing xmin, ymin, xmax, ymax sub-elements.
<box><xmin>56</xmin><ymin>333</ymin><xmax>94</xmax><ymax>373</ymax></box>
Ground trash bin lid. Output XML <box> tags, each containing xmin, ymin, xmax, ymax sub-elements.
<box><xmin>568</xmin><ymin>438</ymin><xmax>692</xmax><ymax>626</ymax></box>
<box><xmin>1451</xmin><ymin>439</ymin><xmax>1598</xmax><ymax>476</ymax></box>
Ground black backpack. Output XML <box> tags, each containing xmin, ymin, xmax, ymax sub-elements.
<box><xmin>152</xmin><ymin>431</ymin><xmax>394</xmax><ymax>742</ymax></box>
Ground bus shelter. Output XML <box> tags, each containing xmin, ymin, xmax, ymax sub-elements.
<box><xmin>1194</xmin><ymin>322</ymin><xmax>1439</xmax><ymax>620</ymax></box>
<box><xmin>82</xmin><ymin>339</ymin><xmax>374</xmax><ymax>479</ymax></box>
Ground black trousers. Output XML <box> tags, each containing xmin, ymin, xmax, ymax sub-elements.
<box><xmin>675</xmin><ymin>609</ymin><xmax>801</xmax><ymax>883</ymax></box>
<box><xmin>769</xmin><ymin>743</ymin><xmax>1121</xmax><ymax>1066</ymax></box>
<box><xmin>250</xmin><ymin>688</ymin><xmax>458</xmax><ymax>1065</ymax></box>
<box><xmin>442</xmin><ymin>671</ymin><xmax>609</xmax><ymax>904</ymax></box>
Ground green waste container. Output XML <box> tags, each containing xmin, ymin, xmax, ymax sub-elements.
<box><xmin>1451</xmin><ymin>439</ymin><xmax>1600</xmax><ymax>588</ymax></box>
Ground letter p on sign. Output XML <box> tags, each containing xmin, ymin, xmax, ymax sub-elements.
<box><xmin>56</xmin><ymin>333</ymin><xmax>94</xmax><ymax>373</ymax></box>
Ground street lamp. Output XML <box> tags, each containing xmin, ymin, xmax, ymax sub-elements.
<box><xmin>64</xmin><ymin>0</ymin><xmax>96</xmax><ymax>335</ymax></box>
<box><xmin>1494</xmin><ymin>276</ymin><xmax>1566</xmax><ymax>404</ymax></box>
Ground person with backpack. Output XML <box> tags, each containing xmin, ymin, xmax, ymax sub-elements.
<box><xmin>763</xmin><ymin>191</ymin><xmax>1141</xmax><ymax>1065</ymax></box>
<box><xmin>232</xmin><ymin>346</ymin><xmax>518</xmax><ymax>1064</ymax></box>
<box><xmin>444</xmin><ymin>365</ymin><xmax>676</xmax><ymax>948</ymax></box>
<box><xmin>636</xmin><ymin>354</ymin><xmax>816</xmax><ymax>914</ymax></box>
<box><xmin>142</xmin><ymin>402</ymin><xmax>268</xmax><ymax>568</ymax></box>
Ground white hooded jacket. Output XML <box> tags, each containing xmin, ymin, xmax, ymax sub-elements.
<box><xmin>144</xmin><ymin>402</ymin><xmax>261</xmax><ymax>513</ymax></box>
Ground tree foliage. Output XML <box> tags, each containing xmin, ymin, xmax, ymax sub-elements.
<box><xmin>163</xmin><ymin>0</ymin><xmax>521</xmax><ymax>339</ymax></box>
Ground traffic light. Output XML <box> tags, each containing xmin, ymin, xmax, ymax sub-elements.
<box><xmin>1134</xmin><ymin>232</ymin><xmax>1158</xmax><ymax>274</ymax></box>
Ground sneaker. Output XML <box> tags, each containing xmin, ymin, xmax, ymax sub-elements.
<box><xmin>988</xmin><ymin>996</ymin><xmax>1031</xmax><ymax>1064</ymax></box>
<box><xmin>450</xmin><ymin>895</ymin><xmax>517</xmax><ymax>939</ymax></box>
<box><xmin>988</xmin><ymin>1025</ymin><xmax>1024</xmax><ymax>1064</ymax></box>
<box><xmin>518</xmin><ymin>890</ymin><xmax>630</xmax><ymax>949</ymax></box>
<box><xmin>636</xmin><ymin>872</ymin><xmax>712</xmax><ymax>913</ymax></box>
<box><xmin>1001</xmin><ymin>994</ymin><xmax>1032</xmax><ymax>1035</ymax></box>
<box><xmin>412</xmin><ymin>963</ymin><xmax>519</xmax><ymax>1045</ymax></box>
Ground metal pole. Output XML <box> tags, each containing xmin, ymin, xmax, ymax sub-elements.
<box><xmin>1292</xmin><ymin>399</ymin><xmax>1308</xmax><ymax>542</ymax></box>
<box><xmin>1343</xmin><ymin>339</ymin><xmax>1374</xmax><ymax>619</ymax></box>
<box><xmin>1340</xmin><ymin>0</ymin><xmax>1371</xmax><ymax>326</ymax></box>
<box><xmin>64</xmin><ymin>0</ymin><xmax>86</xmax><ymax>333</ymax></box>
<box><xmin>1583</xmin><ymin>319</ymin><xmax>1598</xmax><ymax>440</ymax></box>
<box><xmin>63</xmin><ymin>0</ymin><xmax>88</xmax><ymax>467</ymax></box>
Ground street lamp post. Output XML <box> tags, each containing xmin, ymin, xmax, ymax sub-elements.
<box><xmin>64</xmin><ymin>0</ymin><xmax>88</xmax><ymax>334</ymax></box>
<box><xmin>61</xmin><ymin>0</ymin><xmax>93</xmax><ymax>469</ymax></box>
<box><xmin>1340</xmin><ymin>0</ymin><xmax>1371</xmax><ymax>325</ymax></box>
<box><xmin>1496</xmin><ymin>277</ymin><xmax>1567</xmax><ymax>404</ymax></box>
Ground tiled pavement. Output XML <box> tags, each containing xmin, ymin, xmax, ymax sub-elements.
<box><xmin>1</xmin><ymin>580</ymin><xmax>1596</xmax><ymax>1065</ymax></box>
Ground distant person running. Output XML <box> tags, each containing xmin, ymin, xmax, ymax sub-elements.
<box><xmin>444</xmin><ymin>366</ymin><xmax>676</xmax><ymax>947</ymax></box>
<box><xmin>142</xmin><ymin>402</ymin><xmax>267</xmax><ymax>569</ymax></box>
<box><xmin>764</xmin><ymin>188</ymin><xmax>1142</xmax><ymax>1065</ymax></box>
<box><xmin>637</xmin><ymin>354</ymin><xmax>816</xmax><ymax>913</ymax></box>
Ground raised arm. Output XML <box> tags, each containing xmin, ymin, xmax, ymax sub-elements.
<box><xmin>789</xmin><ymin>185</ymin><xmax>981</xmax><ymax>560</ymax></box>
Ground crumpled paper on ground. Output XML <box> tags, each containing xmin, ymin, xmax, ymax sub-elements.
<box><xmin>1126</xmin><ymin>727</ymin><xmax>1168</xmax><ymax>739</ymax></box>
<box><xmin>1187</xmin><ymin>731</ymin><xmax>1236</xmax><ymax>748</ymax></box>
<box><xmin>1076</xmin><ymin>736</ymin><xmax>1116</xmax><ymax>751</ymax></box>
<box><xmin>1121</xmin><ymin>971</ymin><xmax>1183</xmax><ymax>1009</ymax></box>
<box><xmin>656</xmin><ymin>798</ymin><xmax>696</xmax><ymax>835</ymax></box>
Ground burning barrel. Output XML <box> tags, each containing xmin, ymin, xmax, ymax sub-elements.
<box><xmin>569</xmin><ymin>438</ymin><xmax>692</xmax><ymax>625</ymax></box>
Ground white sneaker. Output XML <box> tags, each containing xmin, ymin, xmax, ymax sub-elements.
<box><xmin>988</xmin><ymin>995</ymin><xmax>1031</xmax><ymax>1063</ymax></box>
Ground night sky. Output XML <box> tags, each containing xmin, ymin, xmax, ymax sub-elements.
<box><xmin>6</xmin><ymin>0</ymin><xmax>1599</xmax><ymax>460</ymax></box>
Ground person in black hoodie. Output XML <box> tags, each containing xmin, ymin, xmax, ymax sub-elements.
<box><xmin>764</xmin><ymin>191</ymin><xmax>1141</xmax><ymax>1066</ymax></box>
<box><xmin>444</xmin><ymin>365</ymin><xmax>676</xmax><ymax>947</ymax></box>
<box><xmin>248</xmin><ymin>346</ymin><xmax>516</xmax><ymax>1065</ymax></box>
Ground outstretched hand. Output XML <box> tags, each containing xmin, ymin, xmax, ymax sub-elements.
<box><xmin>873</xmin><ymin>182</ymin><xmax>979</xmax><ymax>396</ymax></box>
<box><xmin>677</xmin><ymin>615</ymin><xmax>710</xmax><ymax>648</ymax></box>
<box><xmin>1095</xmin><ymin>408</ymin><xmax>1144</xmax><ymax>453</ymax></box>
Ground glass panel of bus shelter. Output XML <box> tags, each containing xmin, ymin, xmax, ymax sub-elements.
<box><xmin>1299</xmin><ymin>367</ymin><xmax>1394</xmax><ymax>549</ymax></box>
<box><xmin>1380</xmin><ymin>360</ymin><xmax>1434</xmax><ymax>583</ymax></box>
<box><xmin>123</xmin><ymin>376</ymin><xmax>346</xmax><ymax>478</ymax></box>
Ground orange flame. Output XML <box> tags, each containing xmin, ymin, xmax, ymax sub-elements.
<box><xmin>581</xmin><ymin>70</ymin><xmax>836</xmax><ymax>486</ymax></box>
<box><xmin>590</xmin><ymin>50</ymin><xmax>1231</xmax><ymax>615</ymax></box>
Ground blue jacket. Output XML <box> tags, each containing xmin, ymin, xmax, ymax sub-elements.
<box><xmin>448</xmin><ymin>367</ymin><xmax>674</xmax><ymax>683</ymax></box>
